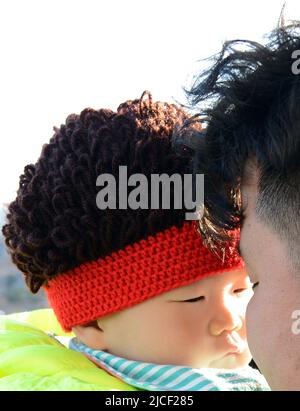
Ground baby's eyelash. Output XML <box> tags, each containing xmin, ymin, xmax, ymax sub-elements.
<box><xmin>234</xmin><ymin>288</ymin><xmax>247</xmax><ymax>293</ymax></box>
<box><xmin>182</xmin><ymin>296</ymin><xmax>205</xmax><ymax>303</ymax></box>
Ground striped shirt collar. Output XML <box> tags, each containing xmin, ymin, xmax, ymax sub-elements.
<box><xmin>69</xmin><ymin>337</ymin><xmax>270</xmax><ymax>391</ymax></box>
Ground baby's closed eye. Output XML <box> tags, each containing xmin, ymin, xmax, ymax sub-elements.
<box><xmin>171</xmin><ymin>296</ymin><xmax>205</xmax><ymax>303</ymax></box>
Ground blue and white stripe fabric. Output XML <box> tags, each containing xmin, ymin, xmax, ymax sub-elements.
<box><xmin>69</xmin><ymin>338</ymin><xmax>270</xmax><ymax>391</ymax></box>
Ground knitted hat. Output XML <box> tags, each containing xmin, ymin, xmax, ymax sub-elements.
<box><xmin>44</xmin><ymin>221</ymin><xmax>244</xmax><ymax>332</ymax></box>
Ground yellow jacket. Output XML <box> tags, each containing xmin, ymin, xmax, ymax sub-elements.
<box><xmin>0</xmin><ymin>308</ymin><xmax>138</xmax><ymax>391</ymax></box>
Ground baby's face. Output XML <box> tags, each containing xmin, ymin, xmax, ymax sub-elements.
<box><xmin>96</xmin><ymin>269</ymin><xmax>253</xmax><ymax>369</ymax></box>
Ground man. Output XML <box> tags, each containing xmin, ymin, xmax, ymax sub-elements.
<box><xmin>183</xmin><ymin>22</ymin><xmax>300</xmax><ymax>390</ymax></box>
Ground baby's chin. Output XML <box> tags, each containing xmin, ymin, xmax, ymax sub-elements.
<box><xmin>208</xmin><ymin>350</ymin><xmax>252</xmax><ymax>370</ymax></box>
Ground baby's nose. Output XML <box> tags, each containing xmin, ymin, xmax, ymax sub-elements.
<box><xmin>208</xmin><ymin>298</ymin><xmax>243</xmax><ymax>336</ymax></box>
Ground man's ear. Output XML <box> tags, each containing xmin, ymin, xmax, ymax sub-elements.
<box><xmin>72</xmin><ymin>320</ymin><xmax>107</xmax><ymax>350</ymax></box>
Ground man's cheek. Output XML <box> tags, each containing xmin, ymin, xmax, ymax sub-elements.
<box><xmin>246</xmin><ymin>293</ymin><xmax>265</xmax><ymax>360</ymax></box>
<box><xmin>245</xmin><ymin>296</ymin><xmax>259</xmax><ymax>355</ymax></box>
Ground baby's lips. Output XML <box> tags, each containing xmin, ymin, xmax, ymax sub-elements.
<box><xmin>224</xmin><ymin>331</ymin><xmax>247</xmax><ymax>353</ymax></box>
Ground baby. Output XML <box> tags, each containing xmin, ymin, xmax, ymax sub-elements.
<box><xmin>2</xmin><ymin>92</ymin><xmax>269</xmax><ymax>391</ymax></box>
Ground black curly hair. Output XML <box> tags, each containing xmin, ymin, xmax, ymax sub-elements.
<box><xmin>183</xmin><ymin>21</ymin><xmax>300</xmax><ymax>268</ymax></box>
<box><xmin>2</xmin><ymin>92</ymin><xmax>198</xmax><ymax>294</ymax></box>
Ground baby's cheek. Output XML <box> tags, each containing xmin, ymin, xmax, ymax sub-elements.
<box><xmin>245</xmin><ymin>289</ymin><xmax>254</xmax><ymax>306</ymax></box>
<box><xmin>238</xmin><ymin>293</ymin><xmax>253</xmax><ymax>322</ymax></box>
<box><xmin>180</xmin><ymin>317</ymin><xmax>209</xmax><ymax>348</ymax></box>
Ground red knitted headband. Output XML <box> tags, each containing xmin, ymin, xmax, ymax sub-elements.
<box><xmin>44</xmin><ymin>221</ymin><xmax>244</xmax><ymax>332</ymax></box>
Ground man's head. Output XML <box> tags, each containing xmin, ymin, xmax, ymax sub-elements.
<box><xmin>240</xmin><ymin>160</ymin><xmax>300</xmax><ymax>389</ymax></box>
<box><xmin>184</xmin><ymin>22</ymin><xmax>300</xmax><ymax>389</ymax></box>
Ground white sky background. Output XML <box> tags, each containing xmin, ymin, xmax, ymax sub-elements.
<box><xmin>0</xmin><ymin>0</ymin><xmax>299</xmax><ymax>208</ymax></box>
